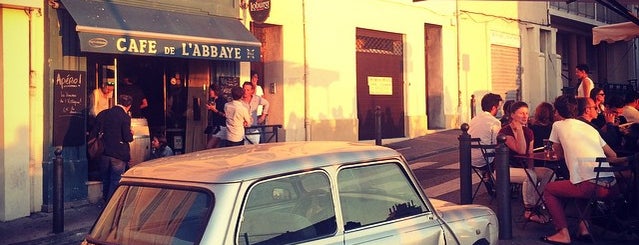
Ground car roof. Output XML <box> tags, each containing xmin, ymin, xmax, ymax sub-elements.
<box><xmin>124</xmin><ymin>141</ymin><xmax>402</xmax><ymax>184</ymax></box>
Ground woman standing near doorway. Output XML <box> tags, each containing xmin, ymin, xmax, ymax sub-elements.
<box><xmin>206</xmin><ymin>85</ymin><xmax>226</xmax><ymax>148</ymax></box>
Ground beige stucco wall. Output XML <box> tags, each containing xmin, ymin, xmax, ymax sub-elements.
<box><xmin>245</xmin><ymin>0</ymin><xmax>458</xmax><ymax>141</ymax></box>
<box><xmin>0</xmin><ymin>1</ymin><xmax>44</xmax><ymax>221</ymax></box>
<box><xmin>457</xmin><ymin>1</ymin><xmax>522</xmax><ymax>123</ymax></box>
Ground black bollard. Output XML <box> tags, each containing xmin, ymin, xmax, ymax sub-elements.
<box><xmin>458</xmin><ymin>123</ymin><xmax>472</xmax><ymax>204</ymax></box>
<box><xmin>53</xmin><ymin>148</ymin><xmax>64</xmax><ymax>234</ymax></box>
<box><xmin>375</xmin><ymin>106</ymin><xmax>382</xmax><ymax>146</ymax></box>
<box><xmin>495</xmin><ymin>134</ymin><xmax>511</xmax><ymax>240</ymax></box>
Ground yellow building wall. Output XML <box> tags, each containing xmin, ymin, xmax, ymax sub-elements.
<box><xmin>458</xmin><ymin>1</ymin><xmax>522</xmax><ymax>123</ymax></box>
<box><xmin>0</xmin><ymin>1</ymin><xmax>44</xmax><ymax>221</ymax></box>
<box><xmin>245</xmin><ymin>0</ymin><xmax>458</xmax><ymax>142</ymax></box>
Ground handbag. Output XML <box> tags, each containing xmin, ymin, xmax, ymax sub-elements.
<box><xmin>87</xmin><ymin>131</ymin><xmax>104</xmax><ymax>160</ymax></box>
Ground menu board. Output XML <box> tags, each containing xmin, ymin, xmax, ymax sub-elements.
<box><xmin>53</xmin><ymin>70</ymin><xmax>86</xmax><ymax>146</ymax></box>
<box><xmin>218</xmin><ymin>76</ymin><xmax>240</xmax><ymax>103</ymax></box>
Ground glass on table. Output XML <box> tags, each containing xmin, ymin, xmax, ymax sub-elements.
<box><xmin>542</xmin><ymin>139</ymin><xmax>555</xmax><ymax>159</ymax></box>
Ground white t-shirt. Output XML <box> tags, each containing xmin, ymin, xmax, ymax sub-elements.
<box><xmin>549</xmin><ymin>118</ymin><xmax>613</xmax><ymax>184</ymax></box>
<box><xmin>577</xmin><ymin>77</ymin><xmax>594</xmax><ymax>98</ymax></box>
<box><xmin>255</xmin><ymin>85</ymin><xmax>264</xmax><ymax>97</ymax></box>
<box><xmin>468</xmin><ymin>111</ymin><xmax>501</xmax><ymax>167</ymax></box>
<box><xmin>622</xmin><ymin>105</ymin><xmax>639</xmax><ymax>123</ymax></box>
<box><xmin>225</xmin><ymin>100</ymin><xmax>252</xmax><ymax>142</ymax></box>
<box><xmin>90</xmin><ymin>88</ymin><xmax>112</xmax><ymax>117</ymax></box>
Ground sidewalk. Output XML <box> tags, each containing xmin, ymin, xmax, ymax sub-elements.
<box><xmin>1</xmin><ymin>129</ymin><xmax>636</xmax><ymax>244</ymax></box>
<box><xmin>0</xmin><ymin>202</ymin><xmax>102</xmax><ymax>245</ymax></box>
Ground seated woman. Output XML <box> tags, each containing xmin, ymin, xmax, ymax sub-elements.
<box><xmin>529</xmin><ymin>102</ymin><xmax>555</xmax><ymax>149</ymax></box>
<box><xmin>529</xmin><ymin>102</ymin><xmax>556</xmax><ymax>168</ymax></box>
<box><xmin>151</xmin><ymin>134</ymin><xmax>174</xmax><ymax>159</ymax></box>
<box><xmin>499</xmin><ymin>101</ymin><xmax>555</xmax><ymax>224</ymax></box>
<box><xmin>589</xmin><ymin>87</ymin><xmax>607</xmax><ymax>128</ymax></box>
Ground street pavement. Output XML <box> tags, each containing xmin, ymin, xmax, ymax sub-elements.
<box><xmin>1</xmin><ymin>129</ymin><xmax>637</xmax><ymax>244</ymax></box>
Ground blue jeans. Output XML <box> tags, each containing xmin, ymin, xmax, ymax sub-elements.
<box><xmin>99</xmin><ymin>155</ymin><xmax>127</xmax><ymax>201</ymax></box>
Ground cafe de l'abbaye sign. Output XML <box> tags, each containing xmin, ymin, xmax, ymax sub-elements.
<box><xmin>249</xmin><ymin>0</ymin><xmax>271</xmax><ymax>24</ymax></box>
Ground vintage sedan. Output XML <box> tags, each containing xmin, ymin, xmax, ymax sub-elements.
<box><xmin>83</xmin><ymin>141</ymin><xmax>498</xmax><ymax>245</ymax></box>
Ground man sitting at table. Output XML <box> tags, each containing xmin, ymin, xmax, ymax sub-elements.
<box><xmin>622</xmin><ymin>91</ymin><xmax>639</xmax><ymax>123</ymax></box>
<box><xmin>576</xmin><ymin>97</ymin><xmax>623</xmax><ymax>152</ymax></box>
<box><xmin>468</xmin><ymin>93</ymin><xmax>503</xmax><ymax>196</ymax></box>
<box><xmin>541</xmin><ymin>95</ymin><xmax>619</xmax><ymax>245</ymax></box>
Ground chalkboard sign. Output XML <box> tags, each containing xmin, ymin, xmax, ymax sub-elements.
<box><xmin>218</xmin><ymin>76</ymin><xmax>240</xmax><ymax>103</ymax></box>
<box><xmin>53</xmin><ymin>70</ymin><xmax>86</xmax><ymax>146</ymax></box>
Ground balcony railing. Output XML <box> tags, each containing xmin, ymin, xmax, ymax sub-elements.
<box><xmin>549</xmin><ymin>1</ymin><xmax>630</xmax><ymax>24</ymax></box>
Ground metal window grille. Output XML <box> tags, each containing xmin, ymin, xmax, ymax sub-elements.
<box><xmin>356</xmin><ymin>35</ymin><xmax>403</xmax><ymax>56</ymax></box>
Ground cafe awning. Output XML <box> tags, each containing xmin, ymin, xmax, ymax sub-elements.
<box><xmin>593</xmin><ymin>22</ymin><xmax>639</xmax><ymax>45</ymax></box>
<box><xmin>59</xmin><ymin>0</ymin><xmax>261</xmax><ymax>61</ymax></box>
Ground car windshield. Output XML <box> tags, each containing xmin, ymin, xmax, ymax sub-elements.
<box><xmin>85</xmin><ymin>185</ymin><xmax>213</xmax><ymax>245</ymax></box>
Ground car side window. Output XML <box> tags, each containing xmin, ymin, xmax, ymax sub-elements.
<box><xmin>238</xmin><ymin>172</ymin><xmax>336</xmax><ymax>245</ymax></box>
<box><xmin>337</xmin><ymin>162</ymin><xmax>427</xmax><ymax>230</ymax></box>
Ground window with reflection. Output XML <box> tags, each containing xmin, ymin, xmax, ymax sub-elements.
<box><xmin>86</xmin><ymin>186</ymin><xmax>212</xmax><ymax>245</ymax></box>
<box><xmin>238</xmin><ymin>171</ymin><xmax>336</xmax><ymax>245</ymax></box>
<box><xmin>337</xmin><ymin>162</ymin><xmax>427</xmax><ymax>230</ymax></box>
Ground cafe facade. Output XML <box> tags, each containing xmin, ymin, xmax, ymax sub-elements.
<box><xmin>3</xmin><ymin>0</ymin><xmax>567</xmax><ymax>221</ymax></box>
<box><xmin>39</xmin><ymin>0</ymin><xmax>260</xmax><ymax>211</ymax></box>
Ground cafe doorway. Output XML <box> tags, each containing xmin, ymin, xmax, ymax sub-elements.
<box><xmin>87</xmin><ymin>55</ymin><xmax>190</xmax><ymax>158</ymax></box>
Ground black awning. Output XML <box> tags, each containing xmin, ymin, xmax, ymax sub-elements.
<box><xmin>60</xmin><ymin>0</ymin><xmax>261</xmax><ymax>61</ymax></box>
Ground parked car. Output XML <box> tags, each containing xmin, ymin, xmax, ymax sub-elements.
<box><xmin>82</xmin><ymin>141</ymin><xmax>498</xmax><ymax>245</ymax></box>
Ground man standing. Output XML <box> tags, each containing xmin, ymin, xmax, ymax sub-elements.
<box><xmin>119</xmin><ymin>77</ymin><xmax>148</xmax><ymax>118</ymax></box>
<box><xmin>225</xmin><ymin>86</ymin><xmax>252</xmax><ymax>147</ymax></box>
<box><xmin>241</xmin><ymin>82</ymin><xmax>269</xmax><ymax>144</ymax></box>
<box><xmin>89</xmin><ymin>81</ymin><xmax>114</xmax><ymax>117</ymax></box>
<box><xmin>95</xmin><ymin>94</ymin><xmax>134</xmax><ymax>201</ymax></box>
<box><xmin>575</xmin><ymin>64</ymin><xmax>594</xmax><ymax>98</ymax></box>
<box><xmin>251</xmin><ymin>71</ymin><xmax>265</xmax><ymax>97</ymax></box>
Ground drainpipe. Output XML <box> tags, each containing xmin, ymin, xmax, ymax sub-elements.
<box><xmin>456</xmin><ymin>0</ymin><xmax>462</xmax><ymax>127</ymax></box>
<box><xmin>302</xmin><ymin>0</ymin><xmax>310</xmax><ymax>141</ymax></box>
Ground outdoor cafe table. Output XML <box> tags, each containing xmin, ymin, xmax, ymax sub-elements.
<box><xmin>514</xmin><ymin>152</ymin><xmax>566</xmax><ymax>180</ymax></box>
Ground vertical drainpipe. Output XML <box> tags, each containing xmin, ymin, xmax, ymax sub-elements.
<box><xmin>302</xmin><ymin>0</ymin><xmax>310</xmax><ymax>141</ymax></box>
<box><xmin>456</xmin><ymin>0</ymin><xmax>462</xmax><ymax>127</ymax></box>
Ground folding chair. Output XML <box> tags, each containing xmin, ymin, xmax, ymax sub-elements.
<box><xmin>469</xmin><ymin>138</ymin><xmax>497</xmax><ymax>203</ymax></box>
<box><xmin>573</xmin><ymin>156</ymin><xmax>639</xmax><ymax>243</ymax></box>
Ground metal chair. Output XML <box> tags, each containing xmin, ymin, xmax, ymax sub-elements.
<box><xmin>470</xmin><ymin>138</ymin><xmax>497</xmax><ymax>203</ymax></box>
<box><xmin>573</xmin><ymin>155</ymin><xmax>639</xmax><ymax>243</ymax></box>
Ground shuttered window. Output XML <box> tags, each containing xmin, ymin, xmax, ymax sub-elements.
<box><xmin>491</xmin><ymin>45</ymin><xmax>520</xmax><ymax>100</ymax></box>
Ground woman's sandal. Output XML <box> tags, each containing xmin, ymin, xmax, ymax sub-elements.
<box><xmin>525</xmin><ymin>208</ymin><xmax>550</xmax><ymax>224</ymax></box>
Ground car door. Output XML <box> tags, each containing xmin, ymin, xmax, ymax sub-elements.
<box><xmin>337</xmin><ymin>162</ymin><xmax>449</xmax><ymax>245</ymax></box>
<box><xmin>237</xmin><ymin>171</ymin><xmax>342</xmax><ymax>245</ymax></box>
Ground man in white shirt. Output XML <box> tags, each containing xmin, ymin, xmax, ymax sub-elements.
<box><xmin>241</xmin><ymin>82</ymin><xmax>270</xmax><ymax>144</ymax></box>
<box><xmin>468</xmin><ymin>93</ymin><xmax>503</xmax><ymax>167</ymax></box>
<box><xmin>89</xmin><ymin>81</ymin><xmax>114</xmax><ymax>117</ymax></box>
<box><xmin>542</xmin><ymin>95</ymin><xmax>618</xmax><ymax>244</ymax></box>
<box><xmin>622</xmin><ymin>91</ymin><xmax>639</xmax><ymax>123</ymax></box>
<box><xmin>224</xmin><ymin>86</ymin><xmax>252</xmax><ymax>147</ymax></box>
<box><xmin>251</xmin><ymin>71</ymin><xmax>265</xmax><ymax>97</ymax></box>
